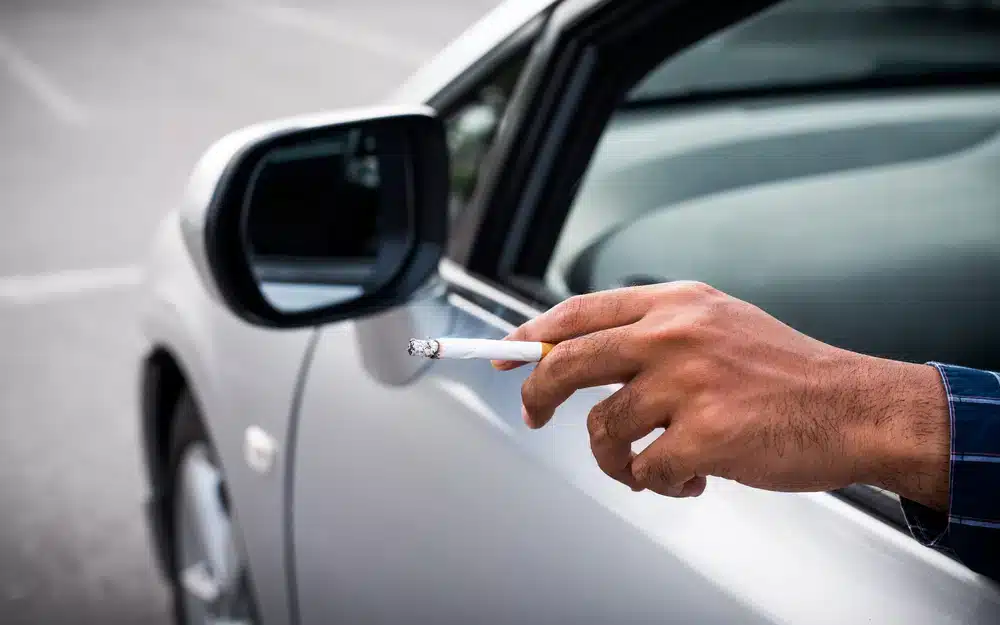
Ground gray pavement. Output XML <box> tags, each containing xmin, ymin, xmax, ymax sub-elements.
<box><xmin>0</xmin><ymin>1</ymin><xmax>498</xmax><ymax>622</ymax></box>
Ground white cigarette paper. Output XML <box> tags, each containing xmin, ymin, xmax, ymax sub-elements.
<box><xmin>407</xmin><ymin>338</ymin><xmax>554</xmax><ymax>362</ymax></box>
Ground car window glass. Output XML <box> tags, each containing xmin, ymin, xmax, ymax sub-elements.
<box><xmin>628</xmin><ymin>0</ymin><xmax>1000</xmax><ymax>105</ymax></box>
<box><xmin>541</xmin><ymin>0</ymin><xmax>1000</xmax><ymax>371</ymax></box>
<box><xmin>444</xmin><ymin>52</ymin><xmax>529</xmax><ymax>220</ymax></box>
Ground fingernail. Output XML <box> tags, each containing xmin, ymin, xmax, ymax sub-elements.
<box><xmin>521</xmin><ymin>404</ymin><xmax>531</xmax><ymax>427</ymax></box>
<box><xmin>491</xmin><ymin>360</ymin><xmax>509</xmax><ymax>370</ymax></box>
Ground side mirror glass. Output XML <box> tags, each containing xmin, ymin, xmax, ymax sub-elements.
<box><xmin>195</xmin><ymin>109</ymin><xmax>449</xmax><ymax>327</ymax></box>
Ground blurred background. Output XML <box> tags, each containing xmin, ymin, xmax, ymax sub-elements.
<box><xmin>0</xmin><ymin>1</ymin><xmax>498</xmax><ymax>622</ymax></box>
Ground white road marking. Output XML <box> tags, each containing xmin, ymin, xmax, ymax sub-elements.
<box><xmin>232</xmin><ymin>3</ymin><xmax>431</xmax><ymax>65</ymax></box>
<box><xmin>0</xmin><ymin>266</ymin><xmax>143</xmax><ymax>304</ymax></box>
<box><xmin>0</xmin><ymin>33</ymin><xmax>88</xmax><ymax>126</ymax></box>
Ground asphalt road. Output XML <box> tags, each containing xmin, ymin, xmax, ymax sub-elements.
<box><xmin>0</xmin><ymin>1</ymin><xmax>498</xmax><ymax>622</ymax></box>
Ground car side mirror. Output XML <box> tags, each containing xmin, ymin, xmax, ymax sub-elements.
<box><xmin>181</xmin><ymin>107</ymin><xmax>449</xmax><ymax>328</ymax></box>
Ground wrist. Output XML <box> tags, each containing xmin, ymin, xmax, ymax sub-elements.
<box><xmin>851</xmin><ymin>358</ymin><xmax>951</xmax><ymax>511</ymax></box>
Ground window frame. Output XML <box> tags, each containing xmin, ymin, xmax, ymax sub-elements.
<box><xmin>452</xmin><ymin>0</ymin><xmax>927</xmax><ymax>532</ymax></box>
<box><xmin>449</xmin><ymin>0</ymin><xmax>783</xmax><ymax>280</ymax></box>
<box><xmin>425</xmin><ymin>11</ymin><xmax>549</xmax><ymax>117</ymax></box>
<box><xmin>426</xmin><ymin>11</ymin><xmax>550</xmax><ymax>229</ymax></box>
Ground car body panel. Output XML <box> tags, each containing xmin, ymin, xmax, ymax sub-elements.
<box><xmin>291</xmin><ymin>261</ymin><xmax>1000</xmax><ymax>624</ymax></box>
<box><xmin>142</xmin><ymin>211</ymin><xmax>315</xmax><ymax>625</ymax></box>
<box><xmin>291</xmin><ymin>282</ymin><xmax>770</xmax><ymax>625</ymax></box>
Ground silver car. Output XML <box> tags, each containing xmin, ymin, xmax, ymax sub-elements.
<box><xmin>138</xmin><ymin>0</ymin><xmax>1000</xmax><ymax>623</ymax></box>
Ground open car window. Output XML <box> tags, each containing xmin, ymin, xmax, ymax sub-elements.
<box><xmin>628</xmin><ymin>0</ymin><xmax>1000</xmax><ymax>105</ymax></box>
<box><xmin>541</xmin><ymin>0</ymin><xmax>1000</xmax><ymax>377</ymax></box>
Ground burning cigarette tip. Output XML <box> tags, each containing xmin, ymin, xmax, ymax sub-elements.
<box><xmin>407</xmin><ymin>338</ymin><xmax>440</xmax><ymax>358</ymax></box>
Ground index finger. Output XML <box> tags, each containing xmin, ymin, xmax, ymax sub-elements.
<box><xmin>493</xmin><ymin>288</ymin><xmax>654</xmax><ymax>370</ymax></box>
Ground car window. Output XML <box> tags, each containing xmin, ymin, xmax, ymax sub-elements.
<box><xmin>540</xmin><ymin>0</ymin><xmax>1000</xmax><ymax>372</ymax></box>
<box><xmin>628</xmin><ymin>0</ymin><xmax>1000</xmax><ymax>105</ymax></box>
<box><xmin>443</xmin><ymin>52</ymin><xmax>530</xmax><ymax>220</ymax></box>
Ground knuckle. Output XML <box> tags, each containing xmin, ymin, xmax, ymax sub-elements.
<box><xmin>691</xmin><ymin>297</ymin><xmax>729</xmax><ymax>330</ymax></box>
<box><xmin>671</xmin><ymin>280</ymin><xmax>718</xmax><ymax>298</ymax></box>
<box><xmin>616</xmin><ymin>332</ymin><xmax>643</xmax><ymax>364</ymax></box>
<box><xmin>554</xmin><ymin>295</ymin><xmax>587</xmax><ymax>331</ymax></box>
<box><xmin>520</xmin><ymin>376</ymin><xmax>540</xmax><ymax>410</ymax></box>
<box><xmin>557</xmin><ymin>337</ymin><xmax>588</xmax><ymax>363</ymax></box>
<box><xmin>601</xmin><ymin>292</ymin><xmax>631</xmax><ymax>326</ymax></box>
<box><xmin>614</xmin><ymin>386</ymin><xmax>643</xmax><ymax>433</ymax></box>
<box><xmin>646</xmin><ymin>319</ymin><xmax>688</xmax><ymax>344</ymax></box>
<box><xmin>661</xmin><ymin>282</ymin><xmax>726</xmax><ymax>321</ymax></box>
<box><xmin>609</xmin><ymin>327</ymin><xmax>639</xmax><ymax>360</ymax></box>
<box><xmin>504</xmin><ymin>324</ymin><xmax>528</xmax><ymax>341</ymax></box>
<box><xmin>631</xmin><ymin>456</ymin><xmax>661</xmax><ymax>484</ymax></box>
<box><xmin>675</xmin><ymin>356</ymin><xmax>715</xmax><ymax>388</ymax></box>
<box><xmin>579</xmin><ymin>331</ymin><xmax>623</xmax><ymax>367</ymax></box>
<box><xmin>687</xmin><ymin>303</ymin><xmax>716</xmax><ymax>329</ymax></box>
<box><xmin>648</xmin><ymin>305</ymin><xmax>721</xmax><ymax>345</ymax></box>
<box><xmin>540</xmin><ymin>342</ymin><xmax>582</xmax><ymax>384</ymax></box>
<box><xmin>587</xmin><ymin>408</ymin><xmax>613</xmax><ymax>447</ymax></box>
<box><xmin>590</xmin><ymin>387</ymin><xmax>638</xmax><ymax>442</ymax></box>
<box><xmin>693</xmin><ymin>410</ymin><xmax>730</xmax><ymax>447</ymax></box>
<box><xmin>540</xmin><ymin>343</ymin><xmax>570</xmax><ymax>372</ymax></box>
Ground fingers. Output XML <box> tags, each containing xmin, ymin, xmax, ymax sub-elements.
<box><xmin>493</xmin><ymin>288</ymin><xmax>655</xmax><ymax>370</ymax></box>
<box><xmin>630</xmin><ymin>429</ymin><xmax>706</xmax><ymax>497</ymax></box>
<box><xmin>495</xmin><ymin>281</ymin><xmax>720</xmax><ymax>370</ymax></box>
<box><xmin>520</xmin><ymin>327</ymin><xmax>641</xmax><ymax>429</ymax></box>
<box><xmin>587</xmin><ymin>377</ymin><xmax>678</xmax><ymax>490</ymax></box>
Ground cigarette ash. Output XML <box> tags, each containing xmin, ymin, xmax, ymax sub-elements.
<box><xmin>407</xmin><ymin>338</ymin><xmax>440</xmax><ymax>358</ymax></box>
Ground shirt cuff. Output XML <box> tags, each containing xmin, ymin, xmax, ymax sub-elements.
<box><xmin>900</xmin><ymin>362</ymin><xmax>1000</xmax><ymax>560</ymax></box>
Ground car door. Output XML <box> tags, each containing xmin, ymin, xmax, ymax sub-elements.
<box><xmin>291</xmin><ymin>1</ymin><xmax>1000</xmax><ymax>623</ymax></box>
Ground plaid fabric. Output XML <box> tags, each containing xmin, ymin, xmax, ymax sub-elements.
<box><xmin>900</xmin><ymin>363</ymin><xmax>1000</xmax><ymax>579</ymax></box>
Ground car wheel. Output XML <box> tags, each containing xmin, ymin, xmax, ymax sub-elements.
<box><xmin>167</xmin><ymin>392</ymin><xmax>259</xmax><ymax>625</ymax></box>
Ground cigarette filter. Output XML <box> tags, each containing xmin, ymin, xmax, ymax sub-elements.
<box><xmin>407</xmin><ymin>338</ymin><xmax>554</xmax><ymax>362</ymax></box>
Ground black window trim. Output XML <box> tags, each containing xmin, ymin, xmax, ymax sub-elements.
<box><xmin>427</xmin><ymin>11</ymin><xmax>550</xmax><ymax>118</ymax></box>
<box><xmin>422</xmin><ymin>8</ymin><xmax>551</xmax><ymax>260</ymax></box>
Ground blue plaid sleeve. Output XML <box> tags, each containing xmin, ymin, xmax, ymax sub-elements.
<box><xmin>900</xmin><ymin>363</ymin><xmax>1000</xmax><ymax>579</ymax></box>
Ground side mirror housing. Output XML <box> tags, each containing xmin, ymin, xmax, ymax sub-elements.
<box><xmin>180</xmin><ymin>107</ymin><xmax>449</xmax><ymax>328</ymax></box>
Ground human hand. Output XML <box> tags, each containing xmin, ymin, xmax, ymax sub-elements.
<box><xmin>496</xmin><ymin>282</ymin><xmax>950</xmax><ymax>509</ymax></box>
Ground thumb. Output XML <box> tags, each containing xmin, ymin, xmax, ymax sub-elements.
<box><xmin>630</xmin><ymin>429</ymin><xmax>706</xmax><ymax>498</ymax></box>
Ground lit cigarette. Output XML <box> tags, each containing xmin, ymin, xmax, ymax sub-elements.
<box><xmin>407</xmin><ymin>338</ymin><xmax>554</xmax><ymax>362</ymax></box>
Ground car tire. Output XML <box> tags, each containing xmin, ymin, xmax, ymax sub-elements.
<box><xmin>166</xmin><ymin>392</ymin><xmax>259</xmax><ymax>625</ymax></box>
